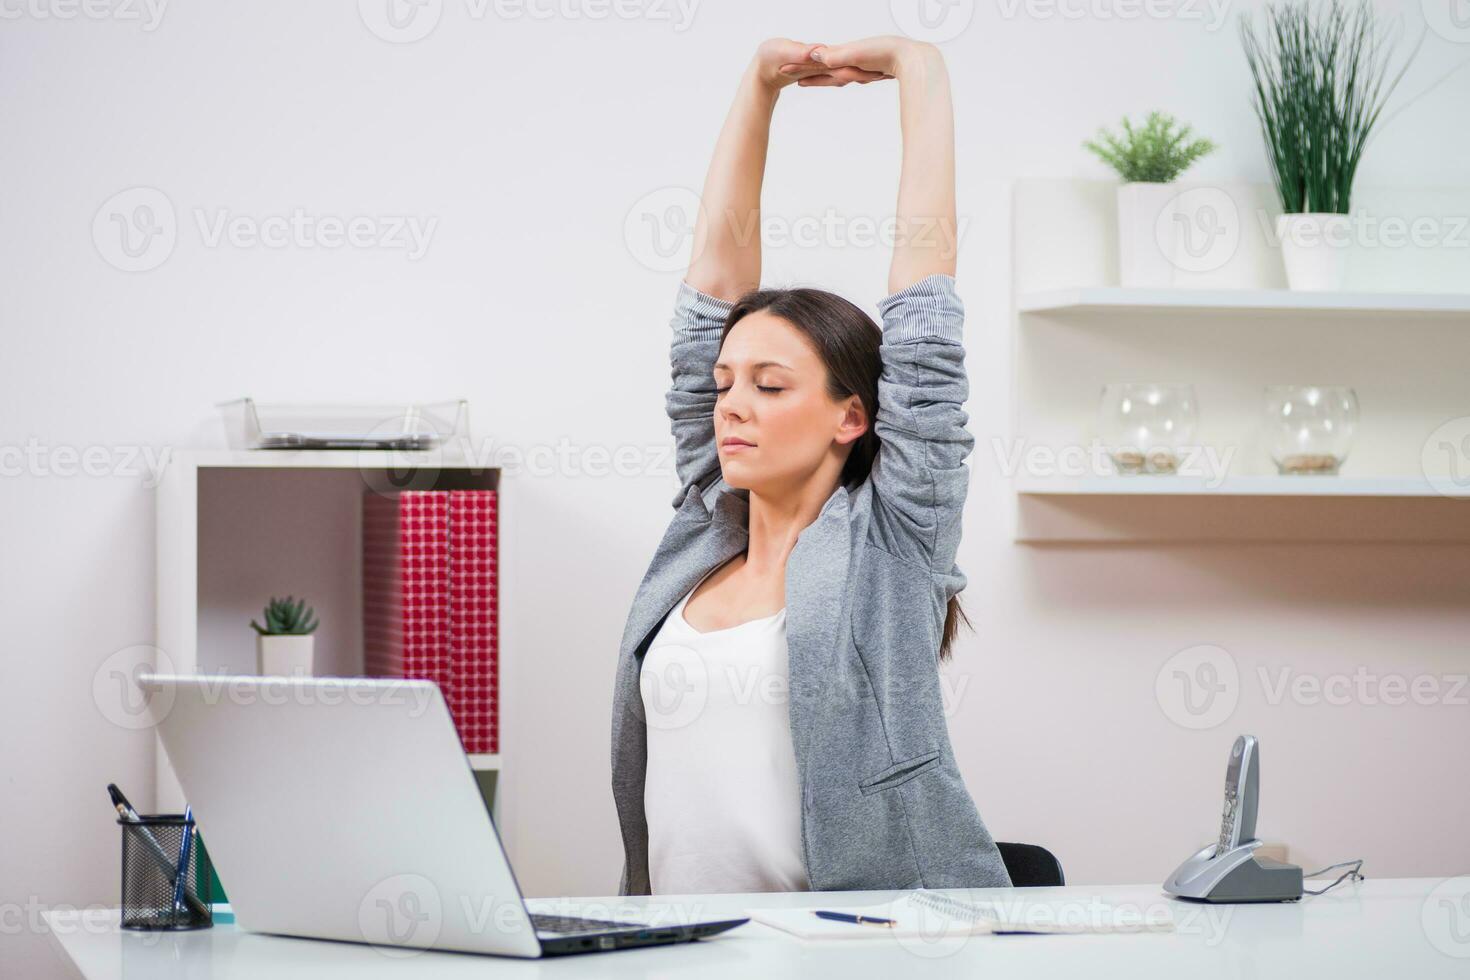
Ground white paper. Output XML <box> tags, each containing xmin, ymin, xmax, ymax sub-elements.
<box><xmin>747</xmin><ymin>890</ymin><xmax>1176</xmax><ymax>940</ymax></box>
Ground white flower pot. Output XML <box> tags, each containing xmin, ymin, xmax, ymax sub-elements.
<box><xmin>1276</xmin><ymin>212</ymin><xmax>1351</xmax><ymax>291</ymax></box>
<box><xmin>1117</xmin><ymin>182</ymin><xmax>1181</xmax><ymax>288</ymax></box>
<box><xmin>257</xmin><ymin>634</ymin><xmax>314</xmax><ymax>677</ymax></box>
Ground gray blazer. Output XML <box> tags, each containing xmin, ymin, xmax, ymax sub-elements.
<box><xmin>611</xmin><ymin>273</ymin><xmax>1011</xmax><ymax>895</ymax></box>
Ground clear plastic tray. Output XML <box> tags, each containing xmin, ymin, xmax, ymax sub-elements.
<box><xmin>217</xmin><ymin>398</ymin><xmax>469</xmax><ymax>451</ymax></box>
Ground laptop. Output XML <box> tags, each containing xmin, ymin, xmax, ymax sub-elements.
<box><xmin>138</xmin><ymin>673</ymin><xmax>748</xmax><ymax>957</ymax></box>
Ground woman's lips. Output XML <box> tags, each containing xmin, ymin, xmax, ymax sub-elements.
<box><xmin>721</xmin><ymin>440</ymin><xmax>755</xmax><ymax>452</ymax></box>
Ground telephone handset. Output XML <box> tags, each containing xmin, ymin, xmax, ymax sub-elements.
<box><xmin>1215</xmin><ymin>735</ymin><xmax>1259</xmax><ymax>856</ymax></box>
<box><xmin>1164</xmin><ymin>734</ymin><xmax>1302</xmax><ymax>903</ymax></box>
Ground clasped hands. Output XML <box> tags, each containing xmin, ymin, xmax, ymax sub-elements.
<box><xmin>751</xmin><ymin>35</ymin><xmax>939</xmax><ymax>92</ymax></box>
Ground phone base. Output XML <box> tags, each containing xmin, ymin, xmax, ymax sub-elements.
<box><xmin>1163</xmin><ymin>840</ymin><xmax>1304</xmax><ymax>903</ymax></box>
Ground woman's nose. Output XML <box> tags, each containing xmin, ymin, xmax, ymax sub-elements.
<box><xmin>719</xmin><ymin>386</ymin><xmax>750</xmax><ymax>419</ymax></box>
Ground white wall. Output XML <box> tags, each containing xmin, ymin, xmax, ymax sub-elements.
<box><xmin>4</xmin><ymin>2</ymin><xmax>1468</xmax><ymax>975</ymax></box>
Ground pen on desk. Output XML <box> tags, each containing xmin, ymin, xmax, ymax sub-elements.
<box><xmin>170</xmin><ymin>805</ymin><xmax>195</xmax><ymax>914</ymax></box>
<box><xmin>814</xmin><ymin>910</ymin><xmax>896</xmax><ymax>927</ymax></box>
<box><xmin>109</xmin><ymin>784</ymin><xmax>209</xmax><ymax>919</ymax></box>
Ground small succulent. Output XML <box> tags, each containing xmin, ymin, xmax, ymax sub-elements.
<box><xmin>1084</xmin><ymin>110</ymin><xmax>1217</xmax><ymax>183</ymax></box>
<box><xmin>250</xmin><ymin>595</ymin><xmax>319</xmax><ymax>636</ymax></box>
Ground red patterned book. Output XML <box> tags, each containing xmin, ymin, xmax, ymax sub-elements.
<box><xmin>363</xmin><ymin>491</ymin><xmax>452</xmax><ymax>712</ymax></box>
<box><xmin>448</xmin><ymin>490</ymin><xmax>498</xmax><ymax>754</ymax></box>
<box><xmin>362</xmin><ymin>489</ymin><xmax>498</xmax><ymax>756</ymax></box>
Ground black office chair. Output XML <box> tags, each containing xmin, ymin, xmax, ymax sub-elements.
<box><xmin>996</xmin><ymin>842</ymin><xmax>1065</xmax><ymax>887</ymax></box>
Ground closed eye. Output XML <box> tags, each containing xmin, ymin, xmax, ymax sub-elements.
<box><xmin>715</xmin><ymin>386</ymin><xmax>783</xmax><ymax>394</ymax></box>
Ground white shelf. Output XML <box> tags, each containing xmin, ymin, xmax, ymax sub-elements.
<box><xmin>155</xmin><ymin>451</ymin><xmax>507</xmax><ymax>825</ymax></box>
<box><xmin>1006</xmin><ymin>179</ymin><xmax>1470</xmax><ymax>541</ymax></box>
<box><xmin>1015</xmin><ymin>475</ymin><xmax>1467</xmax><ymax>497</ymax></box>
<box><xmin>173</xmin><ymin>449</ymin><xmax>490</xmax><ymax>469</ymax></box>
<box><xmin>1017</xmin><ymin>287</ymin><xmax>1470</xmax><ymax>318</ymax></box>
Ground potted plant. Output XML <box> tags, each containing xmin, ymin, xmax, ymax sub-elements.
<box><xmin>1241</xmin><ymin>0</ymin><xmax>1421</xmax><ymax>290</ymax></box>
<box><xmin>1084</xmin><ymin>110</ymin><xmax>1217</xmax><ymax>288</ymax></box>
<box><xmin>250</xmin><ymin>596</ymin><xmax>319</xmax><ymax>677</ymax></box>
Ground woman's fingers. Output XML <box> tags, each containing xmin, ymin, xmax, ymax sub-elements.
<box><xmin>775</xmin><ymin>41</ymin><xmax>827</xmax><ymax>74</ymax></box>
<box><xmin>795</xmin><ymin>66</ymin><xmax>891</xmax><ymax>87</ymax></box>
<box><xmin>754</xmin><ymin>38</ymin><xmax>828</xmax><ymax>89</ymax></box>
<box><xmin>790</xmin><ymin>40</ymin><xmax>823</xmax><ymax>62</ymax></box>
<box><xmin>783</xmin><ymin>63</ymin><xmax>886</xmax><ymax>78</ymax></box>
<box><xmin>759</xmin><ymin>37</ymin><xmax>820</xmax><ymax>65</ymax></box>
<box><xmin>811</xmin><ymin>43</ymin><xmax>877</xmax><ymax>71</ymax></box>
<box><xmin>810</xmin><ymin>36</ymin><xmax>913</xmax><ymax>76</ymax></box>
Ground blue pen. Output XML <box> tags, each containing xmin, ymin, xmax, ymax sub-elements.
<box><xmin>170</xmin><ymin>805</ymin><xmax>195</xmax><ymax>916</ymax></box>
<box><xmin>814</xmin><ymin>910</ymin><xmax>896</xmax><ymax>927</ymax></box>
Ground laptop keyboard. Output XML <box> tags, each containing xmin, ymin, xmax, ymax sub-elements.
<box><xmin>530</xmin><ymin>912</ymin><xmax>639</xmax><ymax>935</ymax></box>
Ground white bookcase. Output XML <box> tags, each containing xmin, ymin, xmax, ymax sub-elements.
<box><xmin>154</xmin><ymin>449</ymin><xmax>504</xmax><ymax>823</ymax></box>
<box><xmin>1007</xmin><ymin>178</ymin><xmax>1470</xmax><ymax>542</ymax></box>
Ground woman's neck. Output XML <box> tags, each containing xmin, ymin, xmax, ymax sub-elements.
<box><xmin>743</xmin><ymin>479</ymin><xmax>842</xmax><ymax>574</ymax></box>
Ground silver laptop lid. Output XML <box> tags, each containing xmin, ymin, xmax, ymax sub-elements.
<box><xmin>139</xmin><ymin>674</ymin><xmax>543</xmax><ymax>958</ymax></box>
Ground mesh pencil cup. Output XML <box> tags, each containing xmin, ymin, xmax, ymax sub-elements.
<box><xmin>118</xmin><ymin>814</ymin><xmax>213</xmax><ymax>930</ymax></box>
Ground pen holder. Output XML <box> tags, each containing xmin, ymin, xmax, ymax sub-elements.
<box><xmin>118</xmin><ymin>815</ymin><xmax>213</xmax><ymax>930</ymax></box>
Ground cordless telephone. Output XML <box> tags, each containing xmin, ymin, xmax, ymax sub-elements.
<box><xmin>1215</xmin><ymin>735</ymin><xmax>1258</xmax><ymax>856</ymax></box>
<box><xmin>1164</xmin><ymin>735</ymin><xmax>1303</xmax><ymax>903</ymax></box>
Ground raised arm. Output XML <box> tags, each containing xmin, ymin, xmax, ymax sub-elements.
<box><xmin>669</xmin><ymin>40</ymin><xmax>888</xmax><ymax>504</ymax></box>
<box><xmin>810</xmin><ymin>38</ymin><xmax>956</xmax><ymax>294</ymax></box>
<box><xmin>808</xmin><ymin>40</ymin><xmax>971</xmax><ymax>574</ymax></box>
<box><xmin>682</xmin><ymin>41</ymin><xmax>785</xmax><ymax>301</ymax></box>
<box><xmin>685</xmin><ymin>38</ymin><xmax>887</xmax><ymax>300</ymax></box>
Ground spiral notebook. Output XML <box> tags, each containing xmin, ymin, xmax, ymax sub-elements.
<box><xmin>748</xmin><ymin>889</ymin><xmax>1176</xmax><ymax>939</ymax></box>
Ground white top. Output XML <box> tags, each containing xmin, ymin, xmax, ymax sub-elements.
<box><xmin>639</xmin><ymin>566</ymin><xmax>810</xmax><ymax>894</ymax></box>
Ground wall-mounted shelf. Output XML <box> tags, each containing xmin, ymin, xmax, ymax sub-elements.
<box><xmin>1018</xmin><ymin>287</ymin><xmax>1470</xmax><ymax>319</ymax></box>
<box><xmin>1008</xmin><ymin>178</ymin><xmax>1470</xmax><ymax>542</ymax></box>
<box><xmin>1016</xmin><ymin>475</ymin><xmax>1469</xmax><ymax>497</ymax></box>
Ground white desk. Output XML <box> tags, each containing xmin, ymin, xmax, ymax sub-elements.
<box><xmin>44</xmin><ymin>878</ymin><xmax>1470</xmax><ymax>978</ymax></box>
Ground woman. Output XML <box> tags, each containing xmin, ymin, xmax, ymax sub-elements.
<box><xmin>610</xmin><ymin>36</ymin><xmax>1011</xmax><ymax>896</ymax></box>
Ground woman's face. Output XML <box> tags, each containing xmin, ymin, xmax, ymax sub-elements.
<box><xmin>712</xmin><ymin>310</ymin><xmax>866</xmax><ymax>495</ymax></box>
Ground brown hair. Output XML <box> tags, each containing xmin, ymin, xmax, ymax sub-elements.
<box><xmin>720</xmin><ymin>286</ymin><xmax>972</xmax><ymax>663</ymax></box>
